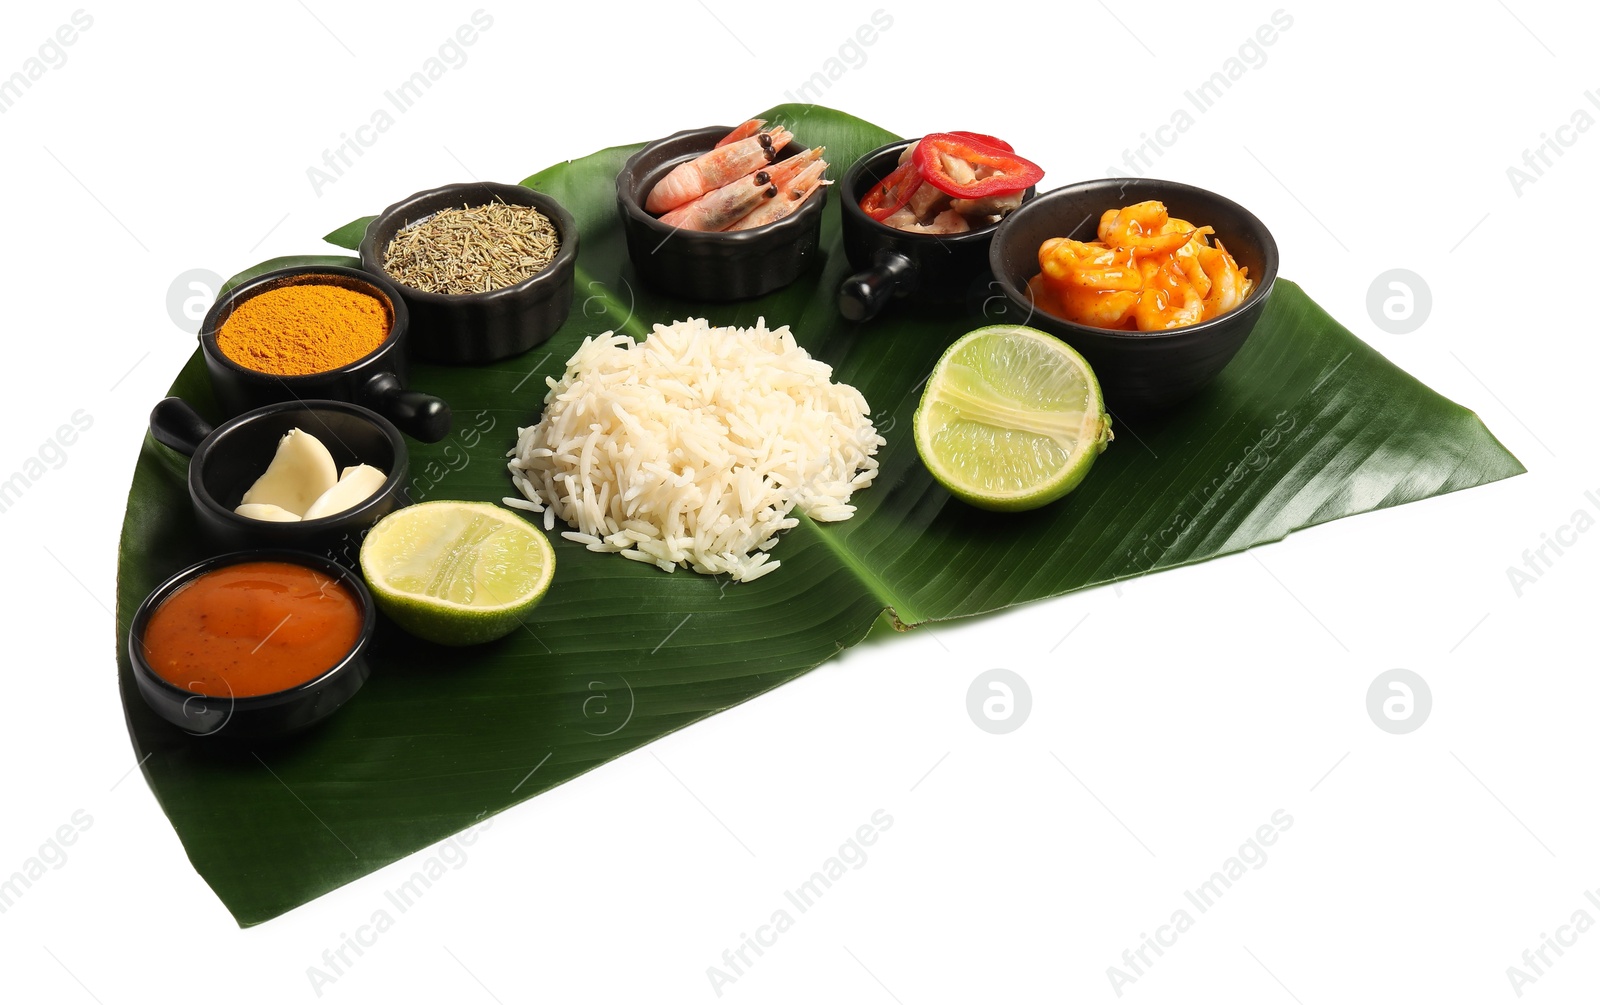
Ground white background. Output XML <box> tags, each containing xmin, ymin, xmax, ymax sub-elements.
<box><xmin>1</xmin><ymin>1</ymin><xmax>1595</xmax><ymax>1002</ymax></box>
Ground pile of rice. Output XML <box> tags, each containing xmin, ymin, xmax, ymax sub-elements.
<box><xmin>504</xmin><ymin>318</ymin><xmax>884</xmax><ymax>582</ymax></box>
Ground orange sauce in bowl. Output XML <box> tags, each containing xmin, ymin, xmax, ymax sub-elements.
<box><xmin>142</xmin><ymin>561</ymin><xmax>364</xmax><ymax>698</ymax></box>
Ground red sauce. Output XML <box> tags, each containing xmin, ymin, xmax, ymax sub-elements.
<box><xmin>142</xmin><ymin>561</ymin><xmax>363</xmax><ymax>698</ymax></box>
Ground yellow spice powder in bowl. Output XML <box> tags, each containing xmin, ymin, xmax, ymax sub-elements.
<box><xmin>217</xmin><ymin>284</ymin><xmax>390</xmax><ymax>376</ymax></box>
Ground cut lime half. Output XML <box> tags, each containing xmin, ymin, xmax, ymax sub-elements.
<box><xmin>360</xmin><ymin>500</ymin><xmax>555</xmax><ymax>646</ymax></box>
<box><xmin>913</xmin><ymin>324</ymin><xmax>1113</xmax><ymax>511</ymax></box>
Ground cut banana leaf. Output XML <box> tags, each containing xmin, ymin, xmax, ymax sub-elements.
<box><xmin>116</xmin><ymin>104</ymin><xmax>1522</xmax><ymax>926</ymax></box>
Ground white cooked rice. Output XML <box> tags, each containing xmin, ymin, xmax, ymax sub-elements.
<box><xmin>504</xmin><ymin>317</ymin><xmax>884</xmax><ymax>582</ymax></box>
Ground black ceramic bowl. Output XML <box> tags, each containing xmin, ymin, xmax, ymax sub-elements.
<box><xmin>199</xmin><ymin>265</ymin><xmax>451</xmax><ymax>442</ymax></box>
<box><xmin>360</xmin><ymin>181</ymin><xmax>579</xmax><ymax>365</ymax></box>
<box><xmin>616</xmin><ymin>124</ymin><xmax>828</xmax><ymax>301</ymax></box>
<box><xmin>989</xmin><ymin>178</ymin><xmax>1279</xmax><ymax>411</ymax></box>
<box><xmin>839</xmin><ymin>140</ymin><xmax>1037</xmax><ymax>322</ymax></box>
<box><xmin>128</xmin><ymin>549</ymin><xmax>376</xmax><ymax>738</ymax></box>
<box><xmin>149</xmin><ymin>397</ymin><xmax>409</xmax><ymax>561</ymax></box>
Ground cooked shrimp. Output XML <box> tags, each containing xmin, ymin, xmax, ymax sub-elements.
<box><xmin>1166</xmin><ymin>218</ymin><xmax>1214</xmax><ymax>255</ymax></box>
<box><xmin>1173</xmin><ymin>247</ymin><xmax>1211</xmax><ymax>300</ymax></box>
<box><xmin>1030</xmin><ymin>276</ymin><xmax>1125</xmax><ymax>329</ymax></box>
<box><xmin>1163</xmin><ymin>216</ymin><xmax>1206</xmax><ymax>236</ymax></box>
<box><xmin>657</xmin><ymin>169</ymin><xmax>779</xmax><ymax>232</ymax></box>
<box><xmin>1031</xmin><ymin>201</ymin><xmax>1250</xmax><ymax>331</ymax></box>
<box><xmin>726</xmin><ymin>155</ymin><xmax>829</xmax><ymax>231</ymax></box>
<box><xmin>1039</xmin><ymin>239</ymin><xmax>1141</xmax><ymax>291</ymax></box>
<box><xmin>657</xmin><ymin>147</ymin><xmax>822</xmax><ymax>232</ymax></box>
<box><xmin>1198</xmin><ymin>240</ymin><xmax>1251</xmax><ymax>317</ymax></box>
<box><xmin>1099</xmin><ymin>201</ymin><xmax>1165</xmax><ymax>240</ymax></box>
<box><xmin>1060</xmin><ymin>286</ymin><xmax>1141</xmax><ymax>329</ymax></box>
<box><xmin>1026</xmin><ymin>274</ymin><xmax>1065</xmax><ymax>318</ymax></box>
<box><xmin>715</xmin><ymin>118</ymin><xmax>765</xmax><ymax>148</ymax></box>
<box><xmin>1135</xmin><ymin>260</ymin><xmax>1205</xmax><ymax>330</ymax></box>
<box><xmin>1099</xmin><ymin>201</ymin><xmax>1195</xmax><ymax>257</ymax></box>
<box><xmin>1067</xmin><ymin>261</ymin><xmax>1142</xmax><ymax>291</ymax></box>
<box><xmin>645</xmin><ymin>126</ymin><xmax>794</xmax><ymax>214</ymax></box>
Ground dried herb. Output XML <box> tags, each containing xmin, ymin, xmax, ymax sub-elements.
<box><xmin>382</xmin><ymin>200</ymin><xmax>559</xmax><ymax>295</ymax></box>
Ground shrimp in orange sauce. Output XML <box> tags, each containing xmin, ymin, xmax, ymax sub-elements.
<box><xmin>1031</xmin><ymin>201</ymin><xmax>1251</xmax><ymax>332</ymax></box>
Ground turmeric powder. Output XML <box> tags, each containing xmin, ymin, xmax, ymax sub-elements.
<box><xmin>217</xmin><ymin>283</ymin><xmax>390</xmax><ymax>376</ymax></box>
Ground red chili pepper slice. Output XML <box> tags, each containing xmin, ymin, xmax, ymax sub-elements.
<box><xmin>858</xmin><ymin>158</ymin><xmax>923</xmax><ymax>221</ymax></box>
<box><xmin>914</xmin><ymin>133</ymin><xmax>1043</xmax><ymax>199</ymax></box>
<box><xmin>949</xmin><ymin>131</ymin><xmax>1014</xmax><ymax>153</ymax></box>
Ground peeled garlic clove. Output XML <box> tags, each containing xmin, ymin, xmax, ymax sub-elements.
<box><xmin>235</xmin><ymin>502</ymin><xmax>303</xmax><ymax>522</ymax></box>
<box><xmin>301</xmin><ymin>464</ymin><xmax>388</xmax><ymax>520</ymax></box>
<box><xmin>241</xmin><ymin>428</ymin><xmax>337</xmax><ymax>516</ymax></box>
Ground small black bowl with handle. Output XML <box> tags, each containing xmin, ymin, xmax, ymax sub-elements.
<box><xmin>359</xmin><ymin>181</ymin><xmax>579</xmax><ymax>365</ymax></box>
<box><xmin>988</xmin><ymin>178</ymin><xmax>1279</xmax><ymax>411</ymax></box>
<box><xmin>149</xmin><ymin>397</ymin><xmax>409</xmax><ymax>562</ymax></box>
<box><xmin>128</xmin><ymin>549</ymin><xmax>376</xmax><ymax>738</ymax></box>
<box><xmin>616</xmin><ymin>124</ymin><xmax>828</xmax><ymax>301</ymax></box>
<box><xmin>199</xmin><ymin>265</ymin><xmax>451</xmax><ymax>442</ymax></box>
<box><xmin>838</xmin><ymin>139</ymin><xmax>1037</xmax><ymax>322</ymax></box>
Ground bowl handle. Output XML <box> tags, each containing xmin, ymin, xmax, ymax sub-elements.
<box><xmin>149</xmin><ymin>397</ymin><xmax>214</xmax><ymax>456</ymax></box>
<box><xmin>838</xmin><ymin>249</ymin><xmax>917</xmax><ymax>322</ymax></box>
<box><xmin>361</xmin><ymin>372</ymin><xmax>453</xmax><ymax>443</ymax></box>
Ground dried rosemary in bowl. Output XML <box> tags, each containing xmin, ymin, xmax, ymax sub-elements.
<box><xmin>381</xmin><ymin>200</ymin><xmax>560</xmax><ymax>295</ymax></box>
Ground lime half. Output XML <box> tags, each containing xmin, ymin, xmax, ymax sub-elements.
<box><xmin>360</xmin><ymin>500</ymin><xmax>555</xmax><ymax>646</ymax></box>
<box><xmin>913</xmin><ymin>325</ymin><xmax>1113</xmax><ymax>511</ymax></box>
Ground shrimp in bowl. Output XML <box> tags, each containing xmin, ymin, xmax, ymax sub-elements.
<box><xmin>1028</xmin><ymin>201</ymin><xmax>1252</xmax><ymax>332</ymax></box>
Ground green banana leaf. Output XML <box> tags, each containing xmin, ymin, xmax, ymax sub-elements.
<box><xmin>116</xmin><ymin>104</ymin><xmax>1522</xmax><ymax>926</ymax></box>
